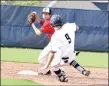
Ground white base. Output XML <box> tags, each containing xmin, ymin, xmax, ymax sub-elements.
<box><xmin>18</xmin><ymin>70</ymin><xmax>38</xmax><ymax>76</ymax></box>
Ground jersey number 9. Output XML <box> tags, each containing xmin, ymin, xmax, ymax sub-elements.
<box><xmin>65</xmin><ymin>33</ymin><xmax>71</xmax><ymax>44</ymax></box>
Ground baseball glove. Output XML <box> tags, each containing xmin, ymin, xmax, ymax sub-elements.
<box><xmin>27</xmin><ymin>11</ymin><xmax>37</xmax><ymax>25</ymax></box>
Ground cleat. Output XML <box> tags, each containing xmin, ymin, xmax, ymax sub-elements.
<box><xmin>44</xmin><ymin>70</ymin><xmax>51</xmax><ymax>75</ymax></box>
<box><xmin>76</xmin><ymin>51</ymin><xmax>80</xmax><ymax>56</ymax></box>
<box><xmin>38</xmin><ymin>70</ymin><xmax>51</xmax><ymax>75</ymax></box>
<box><xmin>57</xmin><ymin>71</ymin><xmax>68</xmax><ymax>82</ymax></box>
<box><xmin>82</xmin><ymin>70</ymin><xmax>91</xmax><ymax>76</ymax></box>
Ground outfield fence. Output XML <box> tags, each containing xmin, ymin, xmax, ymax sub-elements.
<box><xmin>1</xmin><ymin>5</ymin><xmax>108</xmax><ymax>52</ymax></box>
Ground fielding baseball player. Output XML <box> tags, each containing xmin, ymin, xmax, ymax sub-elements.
<box><xmin>27</xmin><ymin>7</ymin><xmax>90</xmax><ymax>77</ymax></box>
<box><xmin>41</xmin><ymin>14</ymin><xmax>91</xmax><ymax>82</ymax></box>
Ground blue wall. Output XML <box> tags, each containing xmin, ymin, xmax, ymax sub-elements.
<box><xmin>1</xmin><ymin>5</ymin><xmax>108</xmax><ymax>52</ymax></box>
<box><xmin>93</xmin><ymin>2</ymin><xmax>109</xmax><ymax>11</ymax></box>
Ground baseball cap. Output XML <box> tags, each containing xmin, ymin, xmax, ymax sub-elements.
<box><xmin>42</xmin><ymin>7</ymin><xmax>52</xmax><ymax>14</ymax></box>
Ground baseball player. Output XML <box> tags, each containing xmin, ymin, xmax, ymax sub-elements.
<box><xmin>41</xmin><ymin>14</ymin><xmax>91</xmax><ymax>82</ymax></box>
<box><xmin>27</xmin><ymin>7</ymin><xmax>90</xmax><ymax>76</ymax></box>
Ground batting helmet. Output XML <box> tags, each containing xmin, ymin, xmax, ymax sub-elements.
<box><xmin>42</xmin><ymin>7</ymin><xmax>52</xmax><ymax>15</ymax></box>
<box><xmin>50</xmin><ymin>14</ymin><xmax>63</xmax><ymax>27</ymax></box>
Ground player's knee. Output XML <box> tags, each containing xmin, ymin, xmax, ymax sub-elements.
<box><xmin>38</xmin><ymin>56</ymin><xmax>47</xmax><ymax>65</ymax></box>
<box><xmin>62</xmin><ymin>57</ymin><xmax>69</xmax><ymax>63</ymax></box>
<box><xmin>38</xmin><ymin>57</ymin><xmax>43</xmax><ymax>64</ymax></box>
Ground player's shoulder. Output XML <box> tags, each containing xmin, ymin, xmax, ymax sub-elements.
<box><xmin>64</xmin><ymin>22</ymin><xmax>76</xmax><ymax>26</ymax></box>
<box><xmin>63</xmin><ymin>22</ymin><xmax>75</xmax><ymax>27</ymax></box>
<box><xmin>62</xmin><ymin>22</ymin><xmax>75</xmax><ymax>29</ymax></box>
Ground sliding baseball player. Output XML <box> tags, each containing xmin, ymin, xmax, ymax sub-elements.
<box><xmin>41</xmin><ymin>14</ymin><xmax>91</xmax><ymax>82</ymax></box>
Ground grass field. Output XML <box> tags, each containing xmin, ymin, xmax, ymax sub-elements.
<box><xmin>1</xmin><ymin>47</ymin><xmax>41</xmax><ymax>63</ymax></box>
<box><xmin>1</xmin><ymin>47</ymin><xmax>108</xmax><ymax>68</ymax></box>
<box><xmin>1</xmin><ymin>47</ymin><xmax>108</xmax><ymax>85</ymax></box>
<box><xmin>1</xmin><ymin>78</ymin><xmax>43</xmax><ymax>86</ymax></box>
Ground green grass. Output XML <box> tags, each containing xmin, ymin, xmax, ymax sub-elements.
<box><xmin>1</xmin><ymin>47</ymin><xmax>41</xmax><ymax>63</ymax></box>
<box><xmin>1</xmin><ymin>47</ymin><xmax>108</xmax><ymax>68</ymax></box>
<box><xmin>1</xmin><ymin>78</ymin><xmax>43</xmax><ymax>86</ymax></box>
<box><xmin>76</xmin><ymin>52</ymin><xmax>108</xmax><ymax>68</ymax></box>
<box><xmin>1</xmin><ymin>1</ymin><xmax>43</xmax><ymax>6</ymax></box>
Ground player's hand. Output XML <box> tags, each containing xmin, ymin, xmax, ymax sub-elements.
<box><xmin>41</xmin><ymin>65</ymin><xmax>48</xmax><ymax>70</ymax></box>
<box><xmin>36</xmin><ymin>30</ymin><xmax>41</xmax><ymax>36</ymax></box>
<box><xmin>76</xmin><ymin>25</ymin><xmax>79</xmax><ymax>30</ymax></box>
<box><xmin>27</xmin><ymin>11</ymin><xmax>37</xmax><ymax>26</ymax></box>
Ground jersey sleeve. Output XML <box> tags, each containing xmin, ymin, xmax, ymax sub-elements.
<box><xmin>39</xmin><ymin>20</ymin><xmax>44</xmax><ymax>26</ymax></box>
<box><xmin>71</xmin><ymin>23</ymin><xmax>77</xmax><ymax>31</ymax></box>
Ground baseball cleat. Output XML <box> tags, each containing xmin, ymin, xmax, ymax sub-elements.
<box><xmin>57</xmin><ymin>71</ymin><xmax>68</xmax><ymax>82</ymax></box>
<box><xmin>38</xmin><ymin>70</ymin><xmax>51</xmax><ymax>75</ymax></box>
<box><xmin>76</xmin><ymin>51</ymin><xmax>80</xmax><ymax>56</ymax></box>
<box><xmin>82</xmin><ymin>70</ymin><xmax>91</xmax><ymax>76</ymax></box>
<box><xmin>44</xmin><ymin>70</ymin><xmax>51</xmax><ymax>75</ymax></box>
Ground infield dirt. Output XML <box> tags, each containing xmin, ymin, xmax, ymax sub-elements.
<box><xmin>1</xmin><ymin>62</ymin><xmax>108</xmax><ymax>86</ymax></box>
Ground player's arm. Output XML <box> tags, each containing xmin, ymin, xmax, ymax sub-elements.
<box><xmin>31</xmin><ymin>23</ymin><xmax>42</xmax><ymax>36</ymax></box>
<box><xmin>71</xmin><ymin>22</ymin><xmax>79</xmax><ymax>31</ymax></box>
<box><xmin>43</xmin><ymin>36</ymin><xmax>60</xmax><ymax>69</ymax></box>
<box><xmin>44</xmin><ymin>44</ymin><xmax>60</xmax><ymax>69</ymax></box>
<box><xmin>32</xmin><ymin>23</ymin><xmax>54</xmax><ymax>35</ymax></box>
<box><xmin>44</xmin><ymin>51</ymin><xmax>55</xmax><ymax>69</ymax></box>
<box><xmin>41</xmin><ymin>26</ymin><xmax>54</xmax><ymax>34</ymax></box>
<box><xmin>34</xmin><ymin>12</ymin><xmax>44</xmax><ymax>26</ymax></box>
<box><xmin>39</xmin><ymin>20</ymin><xmax>44</xmax><ymax>26</ymax></box>
<box><xmin>36</xmin><ymin>18</ymin><xmax>44</xmax><ymax>26</ymax></box>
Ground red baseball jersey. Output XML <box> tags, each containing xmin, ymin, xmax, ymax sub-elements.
<box><xmin>40</xmin><ymin>19</ymin><xmax>55</xmax><ymax>40</ymax></box>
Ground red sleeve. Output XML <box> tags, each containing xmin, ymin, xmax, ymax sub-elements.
<box><xmin>41</xmin><ymin>26</ymin><xmax>54</xmax><ymax>34</ymax></box>
<box><xmin>39</xmin><ymin>20</ymin><xmax>44</xmax><ymax>26</ymax></box>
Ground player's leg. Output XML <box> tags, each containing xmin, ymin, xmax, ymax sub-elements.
<box><xmin>50</xmin><ymin>50</ymin><xmax>68</xmax><ymax>82</ymax></box>
<box><xmin>38</xmin><ymin>46</ymin><xmax>49</xmax><ymax>66</ymax></box>
<box><xmin>38</xmin><ymin>42</ymin><xmax>52</xmax><ymax>65</ymax></box>
<box><xmin>52</xmin><ymin>66</ymin><xmax>68</xmax><ymax>82</ymax></box>
<box><xmin>68</xmin><ymin>52</ymin><xmax>91</xmax><ymax>76</ymax></box>
<box><xmin>69</xmin><ymin>60</ymin><xmax>90</xmax><ymax>76</ymax></box>
<box><xmin>38</xmin><ymin>43</ymin><xmax>51</xmax><ymax>75</ymax></box>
